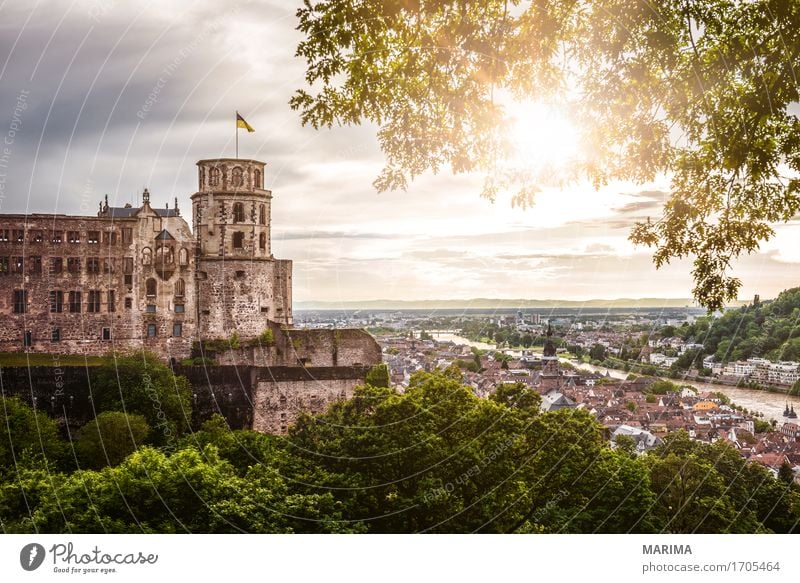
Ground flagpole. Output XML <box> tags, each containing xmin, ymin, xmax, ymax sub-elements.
<box><xmin>235</xmin><ymin>111</ymin><xmax>239</xmax><ymax>159</ymax></box>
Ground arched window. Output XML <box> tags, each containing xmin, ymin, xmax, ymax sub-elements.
<box><xmin>156</xmin><ymin>244</ymin><xmax>174</xmax><ymax>265</ymax></box>
<box><xmin>254</xmin><ymin>169</ymin><xmax>262</xmax><ymax>188</ymax></box>
<box><xmin>231</xmin><ymin>166</ymin><xmax>244</xmax><ymax>188</ymax></box>
<box><xmin>178</xmin><ymin>247</ymin><xmax>189</xmax><ymax>266</ymax></box>
<box><xmin>142</xmin><ymin>247</ymin><xmax>152</xmax><ymax>265</ymax></box>
<box><xmin>232</xmin><ymin>202</ymin><xmax>245</xmax><ymax>223</ymax></box>
<box><xmin>209</xmin><ymin>167</ymin><xmax>220</xmax><ymax>187</ymax></box>
<box><xmin>146</xmin><ymin>278</ymin><xmax>157</xmax><ymax>297</ymax></box>
<box><xmin>259</xmin><ymin>204</ymin><xmax>266</xmax><ymax>225</ymax></box>
<box><xmin>259</xmin><ymin>232</ymin><xmax>266</xmax><ymax>250</ymax></box>
<box><xmin>175</xmin><ymin>278</ymin><xmax>185</xmax><ymax>297</ymax></box>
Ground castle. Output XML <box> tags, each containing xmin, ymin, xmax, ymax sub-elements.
<box><xmin>0</xmin><ymin>157</ymin><xmax>381</xmax><ymax>433</ymax></box>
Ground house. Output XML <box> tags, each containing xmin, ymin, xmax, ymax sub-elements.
<box><xmin>540</xmin><ymin>389</ymin><xmax>577</xmax><ymax>413</ymax></box>
<box><xmin>611</xmin><ymin>424</ymin><xmax>662</xmax><ymax>453</ymax></box>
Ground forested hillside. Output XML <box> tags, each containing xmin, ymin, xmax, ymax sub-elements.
<box><xmin>677</xmin><ymin>287</ymin><xmax>800</xmax><ymax>362</ymax></box>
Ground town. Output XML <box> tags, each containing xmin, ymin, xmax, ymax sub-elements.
<box><xmin>296</xmin><ymin>302</ymin><xmax>800</xmax><ymax>483</ymax></box>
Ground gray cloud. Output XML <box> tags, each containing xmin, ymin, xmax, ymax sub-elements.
<box><xmin>1</xmin><ymin>3</ymin><xmax>795</xmax><ymax>302</ymax></box>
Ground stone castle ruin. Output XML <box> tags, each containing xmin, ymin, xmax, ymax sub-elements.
<box><xmin>0</xmin><ymin>157</ymin><xmax>381</xmax><ymax>433</ymax></box>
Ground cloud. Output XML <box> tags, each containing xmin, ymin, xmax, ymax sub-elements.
<box><xmin>1</xmin><ymin>3</ymin><xmax>795</xmax><ymax>302</ymax></box>
<box><xmin>275</xmin><ymin>229</ymin><xmax>412</xmax><ymax>241</ymax></box>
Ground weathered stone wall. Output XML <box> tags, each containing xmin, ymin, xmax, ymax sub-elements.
<box><xmin>206</xmin><ymin>327</ymin><xmax>382</xmax><ymax>368</ymax></box>
<box><xmin>174</xmin><ymin>365</ymin><xmax>255</xmax><ymax>429</ymax></box>
<box><xmin>0</xmin><ymin>206</ymin><xmax>196</xmax><ymax>359</ymax></box>
<box><xmin>250</xmin><ymin>366</ymin><xmax>372</xmax><ymax>434</ymax></box>
<box><xmin>0</xmin><ymin>365</ymin><xmax>96</xmax><ymax>429</ymax></box>
<box><xmin>1</xmin><ymin>363</ymin><xmax>372</xmax><ymax>435</ymax></box>
<box><xmin>195</xmin><ymin>259</ymin><xmax>289</xmax><ymax>339</ymax></box>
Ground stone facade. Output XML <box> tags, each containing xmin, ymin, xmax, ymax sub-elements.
<box><xmin>0</xmin><ymin>157</ymin><xmax>296</xmax><ymax>357</ymax></box>
<box><xmin>0</xmin><ymin>190</ymin><xmax>196</xmax><ymax>357</ymax></box>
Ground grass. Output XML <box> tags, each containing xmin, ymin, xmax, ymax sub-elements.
<box><xmin>0</xmin><ymin>352</ymin><xmax>107</xmax><ymax>367</ymax></box>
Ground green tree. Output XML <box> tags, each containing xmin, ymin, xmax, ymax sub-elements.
<box><xmin>589</xmin><ymin>343</ymin><xmax>606</xmax><ymax>361</ymax></box>
<box><xmin>0</xmin><ymin>445</ymin><xmax>359</xmax><ymax>534</ymax></box>
<box><xmin>0</xmin><ymin>397</ymin><xmax>66</xmax><ymax>471</ymax></box>
<box><xmin>778</xmin><ymin>462</ymin><xmax>795</xmax><ymax>486</ymax></box>
<box><xmin>88</xmin><ymin>352</ymin><xmax>192</xmax><ymax>444</ymax></box>
<box><xmin>365</xmin><ymin>363</ymin><xmax>391</xmax><ymax>388</ymax></box>
<box><xmin>292</xmin><ymin>0</ymin><xmax>800</xmax><ymax>311</ymax></box>
<box><xmin>613</xmin><ymin>434</ymin><xmax>637</xmax><ymax>457</ymax></box>
<box><xmin>489</xmin><ymin>382</ymin><xmax>541</xmax><ymax>418</ymax></box>
<box><xmin>75</xmin><ymin>412</ymin><xmax>151</xmax><ymax>469</ymax></box>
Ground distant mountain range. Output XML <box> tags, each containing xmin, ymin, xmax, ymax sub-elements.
<box><xmin>293</xmin><ymin>297</ymin><xmax>744</xmax><ymax>310</ymax></box>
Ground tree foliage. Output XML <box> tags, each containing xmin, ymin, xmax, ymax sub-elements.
<box><xmin>88</xmin><ymin>352</ymin><xmax>192</xmax><ymax>444</ymax></box>
<box><xmin>0</xmin><ymin>397</ymin><xmax>66</xmax><ymax>472</ymax></box>
<box><xmin>75</xmin><ymin>412</ymin><xmax>151</xmax><ymax>470</ymax></box>
<box><xmin>292</xmin><ymin>0</ymin><xmax>800</xmax><ymax>311</ymax></box>
<box><xmin>678</xmin><ymin>287</ymin><xmax>800</xmax><ymax>362</ymax></box>
<box><xmin>1</xmin><ymin>371</ymin><xmax>799</xmax><ymax>533</ymax></box>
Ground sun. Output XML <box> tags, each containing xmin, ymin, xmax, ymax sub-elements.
<box><xmin>506</xmin><ymin>100</ymin><xmax>580</xmax><ymax>172</ymax></box>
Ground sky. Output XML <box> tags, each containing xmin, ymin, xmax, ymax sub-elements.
<box><xmin>1</xmin><ymin>0</ymin><xmax>798</xmax><ymax>305</ymax></box>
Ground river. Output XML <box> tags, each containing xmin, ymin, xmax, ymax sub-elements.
<box><xmin>432</xmin><ymin>332</ymin><xmax>800</xmax><ymax>422</ymax></box>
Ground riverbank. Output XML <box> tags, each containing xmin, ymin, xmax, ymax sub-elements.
<box><xmin>570</xmin><ymin>360</ymin><xmax>800</xmax><ymax>423</ymax></box>
<box><xmin>430</xmin><ymin>332</ymin><xmax>800</xmax><ymax>422</ymax></box>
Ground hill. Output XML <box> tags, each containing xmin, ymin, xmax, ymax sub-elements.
<box><xmin>677</xmin><ymin>287</ymin><xmax>800</xmax><ymax>362</ymax></box>
<box><xmin>295</xmin><ymin>297</ymin><xmax>714</xmax><ymax>310</ymax></box>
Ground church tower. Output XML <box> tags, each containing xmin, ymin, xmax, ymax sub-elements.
<box><xmin>539</xmin><ymin>321</ymin><xmax>561</xmax><ymax>392</ymax></box>
<box><xmin>192</xmin><ymin>158</ymin><xmax>292</xmax><ymax>340</ymax></box>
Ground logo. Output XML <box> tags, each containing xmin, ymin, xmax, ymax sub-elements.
<box><xmin>20</xmin><ymin>543</ymin><xmax>46</xmax><ymax>571</ymax></box>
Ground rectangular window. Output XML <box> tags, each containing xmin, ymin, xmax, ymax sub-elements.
<box><xmin>51</xmin><ymin>231</ymin><xmax>63</xmax><ymax>244</ymax></box>
<box><xmin>50</xmin><ymin>257</ymin><xmax>63</xmax><ymax>274</ymax></box>
<box><xmin>102</xmin><ymin>231</ymin><xmax>117</xmax><ymax>245</ymax></box>
<box><xmin>51</xmin><ymin>328</ymin><xmax>61</xmax><ymax>342</ymax></box>
<box><xmin>124</xmin><ymin>274</ymin><xmax>133</xmax><ymax>291</ymax></box>
<box><xmin>87</xmin><ymin>230</ymin><xmax>100</xmax><ymax>244</ymax></box>
<box><xmin>102</xmin><ymin>327</ymin><xmax>111</xmax><ymax>341</ymax></box>
<box><xmin>31</xmin><ymin>231</ymin><xmax>44</xmax><ymax>243</ymax></box>
<box><xmin>122</xmin><ymin>228</ymin><xmax>133</xmax><ymax>244</ymax></box>
<box><xmin>12</xmin><ymin>256</ymin><xmax>23</xmax><ymax>273</ymax></box>
<box><xmin>86</xmin><ymin>257</ymin><xmax>100</xmax><ymax>273</ymax></box>
<box><xmin>0</xmin><ymin>229</ymin><xmax>8</xmax><ymax>242</ymax></box>
<box><xmin>67</xmin><ymin>257</ymin><xmax>81</xmax><ymax>274</ymax></box>
<box><xmin>87</xmin><ymin>290</ymin><xmax>101</xmax><ymax>313</ymax></box>
<box><xmin>146</xmin><ymin>304</ymin><xmax>156</xmax><ymax>313</ymax></box>
<box><xmin>123</xmin><ymin>257</ymin><xmax>134</xmax><ymax>273</ymax></box>
<box><xmin>30</xmin><ymin>256</ymin><xmax>42</xmax><ymax>274</ymax></box>
<box><xmin>68</xmin><ymin>291</ymin><xmax>81</xmax><ymax>313</ymax></box>
<box><xmin>124</xmin><ymin>297</ymin><xmax>132</xmax><ymax>309</ymax></box>
<box><xmin>50</xmin><ymin>290</ymin><xmax>63</xmax><ymax>313</ymax></box>
<box><xmin>0</xmin><ymin>257</ymin><xmax>8</xmax><ymax>275</ymax></box>
<box><xmin>13</xmin><ymin>229</ymin><xmax>25</xmax><ymax>243</ymax></box>
<box><xmin>103</xmin><ymin>258</ymin><xmax>115</xmax><ymax>273</ymax></box>
<box><xmin>232</xmin><ymin>231</ymin><xmax>244</xmax><ymax>248</ymax></box>
<box><xmin>107</xmin><ymin>290</ymin><xmax>116</xmax><ymax>312</ymax></box>
<box><xmin>13</xmin><ymin>289</ymin><xmax>27</xmax><ymax>313</ymax></box>
<box><xmin>147</xmin><ymin>324</ymin><xmax>157</xmax><ymax>337</ymax></box>
<box><xmin>174</xmin><ymin>304</ymin><xmax>185</xmax><ymax>313</ymax></box>
<box><xmin>68</xmin><ymin>231</ymin><xmax>80</xmax><ymax>244</ymax></box>
<box><xmin>172</xmin><ymin>323</ymin><xmax>182</xmax><ymax>337</ymax></box>
<box><xmin>23</xmin><ymin>331</ymin><xmax>32</xmax><ymax>347</ymax></box>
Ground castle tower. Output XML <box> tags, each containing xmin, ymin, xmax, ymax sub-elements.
<box><xmin>192</xmin><ymin>158</ymin><xmax>292</xmax><ymax>339</ymax></box>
